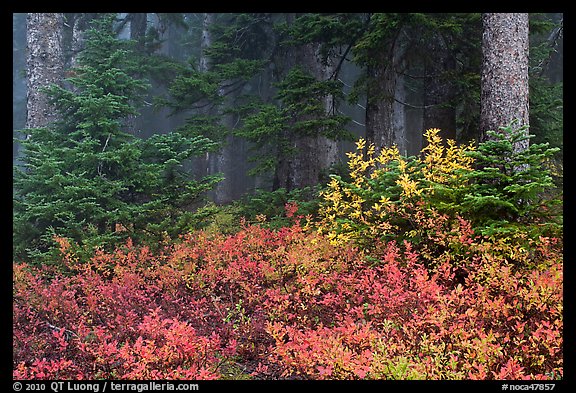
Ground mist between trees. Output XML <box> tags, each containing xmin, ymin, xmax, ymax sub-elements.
<box><xmin>13</xmin><ymin>13</ymin><xmax>563</xmax><ymax>261</ymax></box>
<box><xmin>11</xmin><ymin>13</ymin><xmax>565</xmax><ymax>381</ymax></box>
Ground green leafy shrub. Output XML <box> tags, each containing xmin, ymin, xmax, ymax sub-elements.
<box><xmin>187</xmin><ymin>202</ymin><xmax>245</xmax><ymax>235</ymax></box>
<box><xmin>236</xmin><ymin>187</ymin><xmax>321</xmax><ymax>229</ymax></box>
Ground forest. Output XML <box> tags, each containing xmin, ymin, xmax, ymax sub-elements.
<box><xmin>13</xmin><ymin>13</ymin><xmax>563</xmax><ymax>381</ymax></box>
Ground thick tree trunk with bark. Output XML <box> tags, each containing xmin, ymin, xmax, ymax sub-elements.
<box><xmin>273</xmin><ymin>14</ymin><xmax>339</xmax><ymax>191</ymax></box>
<box><xmin>200</xmin><ymin>13</ymin><xmax>234</xmax><ymax>204</ymax></box>
<box><xmin>365</xmin><ymin>61</ymin><xmax>395</xmax><ymax>151</ymax></box>
<box><xmin>193</xmin><ymin>13</ymin><xmax>218</xmax><ymax>199</ymax></box>
<box><xmin>274</xmin><ymin>41</ymin><xmax>339</xmax><ymax>191</ymax></box>
<box><xmin>130</xmin><ymin>13</ymin><xmax>148</xmax><ymax>51</ymax></box>
<box><xmin>393</xmin><ymin>70</ymin><xmax>407</xmax><ymax>156</ymax></box>
<box><xmin>62</xmin><ymin>13</ymin><xmax>97</xmax><ymax>69</ymax></box>
<box><xmin>13</xmin><ymin>13</ymin><xmax>27</xmax><ymax>161</ymax></box>
<box><xmin>198</xmin><ymin>13</ymin><xmax>247</xmax><ymax>204</ymax></box>
<box><xmin>199</xmin><ymin>13</ymin><xmax>213</xmax><ymax>74</ymax></box>
<box><xmin>480</xmin><ymin>13</ymin><xmax>529</xmax><ymax>151</ymax></box>
<box><xmin>365</xmin><ymin>26</ymin><xmax>405</xmax><ymax>153</ymax></box>
<box><xmin>292</xmin><ymin>43</ymin><xmax>339</xmax><ymax>189</ymax></box>
<box><xmin>25</xmin><ymin>13</ymin><xmax>64</xmax><ymax>129</ymax></box>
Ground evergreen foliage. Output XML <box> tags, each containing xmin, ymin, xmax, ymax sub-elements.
<box><xmin>462</xmin><ymin>122</ymin><xmax>561</xmax><ymax>237</ymax></box>
<box><xmin>13</xmin><ymin>15</ymin><xmax>221</xmax><ymax>262</ymax></box>
<box><xmin>235</xmin><ymin>67</ymin><xmax>352</xmax><ymax>176</ymax></box>
<box><xmin>160</xmin><ymin>13</ymin><xmax>360</xmax><ymax>191</ymax></box>
<box><xmin>277</xmin><ymin>13</ymin><xmax>364</xmax><ymax>61</ymax></box>
<box><xmin>316</xmin><ymin>124</ymin><xmax>561</xmax><ymax>254</ymax></box>
<box><xmin>163</xmin><ymin>13</ymin><xmax>268</xmax><ymax>141</ymax></box>
<box><xmin>349</xmin><ymin>13</ymin><xmax>483</xmax><ymax>143</ymax></box>
<box><xmin>12</xmin><ymin>13</ymin><xmax>564</xmax><ymax>380</ymax></box>
<box><xmin>528</xmin><ymin>15</ymin><xmax>563</xmax><ymax>184</ymax></box>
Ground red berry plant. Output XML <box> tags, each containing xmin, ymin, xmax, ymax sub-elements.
<box><xmin>13</xmin><ymin>215</ymin><xmax>562</xmax><ymax>379</ymax></box>
<box><xmin>13</xmin><ymin>129</ymin><xmax>562</xmax><ymax>380</ymax></box>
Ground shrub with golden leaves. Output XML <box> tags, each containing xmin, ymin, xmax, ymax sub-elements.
<box><xmin>317</xmin><ymin>129</ymin><xmax>475</xmax><ymax>248</ymax></box>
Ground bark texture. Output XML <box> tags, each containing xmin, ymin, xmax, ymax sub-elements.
<box><xmin>275</xmin><ymin>49</ymin><xmax>339</xmax><ymax>191</ymax></box>
<box><xmin>273</xmin><ymin>14</ymin><xmax>339</xmax><ymax>191</ymax></box>
<box><xmin>291</xmin><ymin>43</ymin><xmax>339</xmax><ymax>190</ymax></box>
<box><xmin>26</xmin><ymin>13</ymin><xmax>64</xmax><ymax>129</ymax></box>
<box><xmin>365</xmin><ymin>25</ymin><xmax>406</xmax><ymax>153</ymax></box>
<box><xmin>480</xmin><ymin>13</ymin><xmax>529</xmax><ymax>151</ymax></box>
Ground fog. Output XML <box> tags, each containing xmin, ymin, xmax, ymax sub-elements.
<box><xmin>13</xmin><ymin>13</ymin><xmax>563</xmax><ymax>204</ymax></box>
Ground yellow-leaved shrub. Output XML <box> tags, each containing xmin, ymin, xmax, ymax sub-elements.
<box><xmin>316</xmin><ymin>128</ymin><xmax>475</xmax><ymax>249</ymax></box>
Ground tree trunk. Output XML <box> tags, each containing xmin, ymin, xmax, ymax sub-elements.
<box><xmin>25</xmin><ymin>13</ymin><xmax>64</xmax><ymax>130</ymax></box>
<box><xmin>365</xmin><ymin>25</ymin><xmax>405</xmax><ymax>153</ymax></box>
<box><xmin>317</xmin><ymin>68</ymin><xmax>339</xmax><ymax>172</ymax></box>
<box><xmin>13</xmin><ymin>13</ymin><xmax>27</xmax><ymax>161</ymax></box>
<box><xmin>198</xmin><ymin>12</ymin><xmax>214</xmax><ymax>188</ymax></box>
<box><xmin>393</xmin><ymin>69</ymin><xmax>407</xmax><ymax>156</ymax></box>
<box><xmin>130</xmin><ymin>13</ymin><xmax>148</xmax><ymax>51</ymax></box>
<box><xmin>480</xmin><ymin>13</ymin><xmax>529</xmax><ymax>151</ymax></box>
<box><xmin>189</xmin><ymin>13</ymin><xmax>214</xmax><ymax>194</ymax></box>
<box><xmin>199</xmin><ymin>13</ymin><xmax>229</xmax><ymax>204</ymax></box>
<box><xmin>197</xmin><ymin>13</ymin><xmax>243</xmax><ymax>204</ymax></box>
<box><xmin>62</xmin><ymin>13</ymin><xmax>97</xmax><ymax>69</ymax></box>
<box><xmin>293</xmin><ymin>43</ymin><xmax>339</xmax><ymax>189</ymax></box>
<box><xmin>124</xmin><ymin>13</ymin><xmax>148</xmax><ymax>134</ymax></box>
<box><xmin>272</xmin><ymin>14</ymin><xmax>340</xmax><ymax>191</ymax></box>
<box><xmin>365</xmin><ymin>61</ymin><xmax>395</xmax><ymax>151</ymax></box>
<box><xmin>274</xmin><ymin>42</ymin><xmax>338</xmax><ymax>191</ymax></box>
<box><xmin>422</xmin><ymin>31</ymin><xmax>457</xmax><ymax>144</ymax></box>
<box><xmin>199</xmin><ymin>13</ymin><xmax>213</xmax><ymax>73</ymax></box>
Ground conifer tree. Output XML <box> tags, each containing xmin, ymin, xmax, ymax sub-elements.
<box><xmin>13</xmin><ymin>15</ymin><xmax>220</xmax><ymax>262</ymax></box>
<box><xmin>462</xmin><ymin>122</ymin><xmax>561</xmax><ymax>236</ymax></box>
<box><xmin>166</xmin><ymin>13</ymin><xmax>358</xmax><ymax>192</ymax></box>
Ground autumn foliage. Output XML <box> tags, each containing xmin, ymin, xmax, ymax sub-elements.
<box><xmin>13</xmin><ymin>211</ymin><xmax>562</xmax><ymax>379</ymax></box>
<box><xmin>13</xmin><ymin>128</ymin><xmax>562</xmax><ymax>380</ymax></box>
<box><xmin>316</xmin><ymin>129</ymin><xmax>476</xmax><ymax>248</ymax></box>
